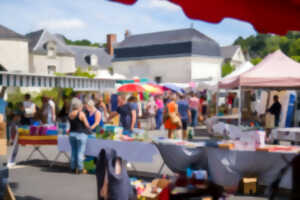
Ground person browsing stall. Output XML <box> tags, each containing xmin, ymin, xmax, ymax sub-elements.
<box><xmin>177</xmin><ymin>94</ymin><xmax>191</xmax><ymax>139</ymax></box>
<box><xmin>108</xmin><ymin>94</ymin><xmax>136</xmax><ymax>135</ymax></box>
<box><xmin>22</xmin><ymin>94</ymin><xmax>36</xmax><ymax>125</ymax></box>
<box><xmin>86</xmin><ymin>99</ymin><xmax>102</xmax><ymax>132</ymax></box>
<box><xmin>68</xmin><ymin>98</ymin><xmax>91</xmax><ymax>174</ymax></box>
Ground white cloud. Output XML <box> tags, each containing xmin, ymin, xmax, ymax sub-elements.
<box><xmin>36</xmin><ymin>18</ymin><xmax>86</xmax><ymax>31</ymax></box>
<box><xmin>145</xmin><ymin>0</ymin><xmax>181</xmax><ymax>11</ymax></box>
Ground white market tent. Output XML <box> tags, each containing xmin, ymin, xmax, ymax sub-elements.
<box><xmin>219</xmin><ymin>61</ymin><xmax>254</xmax><ymax>89</ymax></box>
<box><xmin>0</xmin><ymin>71</ymin><xmax>116</xmax><ymax>91</ymax></box>
<box><xmin>240</xmin><ymin>50</ymin><xmax>300</xmax><ymax>89</ymax></box>
<box><xmin>218</xmin><ymin>50</ymin><xmax>300</xmax><ymax>125</ymax></box>
<box><xmin>95</xmin><ymin>70</ymin><xmax>126</xmax><ymax>80</ymax></box>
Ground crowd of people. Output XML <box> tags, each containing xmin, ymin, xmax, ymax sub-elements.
<box><xmin>5</xmin><ymin>90</ymin><xmax>209</xmax><ymax>173</ymax></box>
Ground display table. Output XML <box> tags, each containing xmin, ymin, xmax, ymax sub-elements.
<box><xmin>57</xmin><ymin>135</ymin><xmax>159</xmax><ymax>163</ymax></box>
<box><xmin>7</xmin><ymin>134</ymin><xmax>59</xmax><ymax>166</ymax></box>
<box><xmin>206</xmin><ymin>115</ymin><xmax>239</xmax><ymax>133</ymax></box>
<box><xmin>271</xmin><ymin>128</ymin><xmax>300</xmax><ymax>143</ymax></box>
<box><xmin>154</xmin><ymin>140</ymin><xmax>297</xmax><ymax>190</ymax></box>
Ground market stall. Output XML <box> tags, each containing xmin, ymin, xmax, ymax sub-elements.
<box><xmin>4</xmin><ymin>71</ymin><xmax>116</xmax><ymax>166</ymax></box>
<box><xmin>154</xmin><ymin>138</ymin><xmax>299</xmax><ymax>190</ymax></box>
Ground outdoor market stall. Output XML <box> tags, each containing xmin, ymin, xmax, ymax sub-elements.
<box><xmin>5</xmin><ymin>71</ymin><xmax>116</xmax><ymax>166</ymax></box>
<box><xmin>154</xmin><ymin>138</ymin><xmax>299</xmax><ymax>190</ymax></box>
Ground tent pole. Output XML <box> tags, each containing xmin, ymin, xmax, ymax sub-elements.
<box><xmin>216</xmin><ymin>87</ymin><xmax>219</xmax><ymax>116</ymax></box>
<box><xmin>238</xmin><ymin>86</ymin><xmax>242</xmax><ymax>126</ymax></box>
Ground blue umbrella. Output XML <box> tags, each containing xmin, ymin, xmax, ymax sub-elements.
<box><xmin>162</xmin><ymin>83</ymin><xmax>185</xmax><ymax>94</ymax></box>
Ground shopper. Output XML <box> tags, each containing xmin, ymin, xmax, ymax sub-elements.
<box><xmin>22</xmin><ymin>94</ymin><xmax>36</xmax><ymax>125</ymax></box>
<box><xmin>146</xmin><ymin>96</ymin><xmax>157</xmax><ymax>130</ymax></box>
<box><xmin>164</xmin><ymin>93</ymin><xmax>181</xmax><ymax>139</ymax></box>
<box><xmin>108</xmin><ymin>94</ymin><xmax>136</xmax><ymax>135</ymax></box>
<box><xmin>155</xmin><ymin>95</ymin><xmax>164</xmax><ymax>130</ymax></box>
<box><xmin>189</xmin><ymin>92</ymin><xmax>199</xmax><ymax>127</ymax></box>
<box><xmin>86</xmin><ymin>99</ymin><xmax>102</xmax><ymax>132</ymax></box>
<box><xmin>177</xmin><ymin>94</ymin><xmax>191</xmax><ymax>139</ymax></box>
<box><xmin>95</xmin><ymin>94</ymin><xmax>108</xmax><ymax>123</ymax></box>
<box><xmin>68</xmin><ymin>98</ymin><xmax>91</xmax><ymax>174</ymax></box>
<box><xmin>41</xmin><ymin>96</ymin><xmax>55</xmax><ymax>125</ymax></box>
<box><xmin>128</xmin><ymin>96</ymin><xmax>139</xmax><ymax>128</ymax></box>
<box><xmin>58</xmin><ymin>95</ymin><xmax>70</xmax><ymax>122</ymax></box>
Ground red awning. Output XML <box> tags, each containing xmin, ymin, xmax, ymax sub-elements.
<box><xmin>110</xmin><ymin>0</ymin><xmax>300</xmax><ymax>35</ymax></box>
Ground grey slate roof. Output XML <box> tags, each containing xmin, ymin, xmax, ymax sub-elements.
<box><xmin>0</xmin><ymin>24</ymin><xmax>26</xmax><ymax>40</ymax></box>
<box><xmin>69</xmin><ymin>45</ymin><xmax>112</xmax><ymax>69</ymax></box>
<box><xmin>114</xmin><ymin>28</ymin><xmax>221</xmax><ymax>59</ymax></box>
<box><xmin>25</xmin><ymin>29</ymin><xmax>74</xmax><ymax>56</ymax></box>
<box><xmin>220</xmin><ymin>45</ymin><xmax>240</xmax><ymax>59</ymax></box>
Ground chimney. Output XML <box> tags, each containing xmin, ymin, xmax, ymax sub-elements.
<box><xmin>125</xmin><ymin>30</ymin><xmax>131</xmax><ymax>38</ymax></box>
<box><xmin>106</xmin><ymin>34</ymin><xmax>117</xmax><ymax>56</ymax></box>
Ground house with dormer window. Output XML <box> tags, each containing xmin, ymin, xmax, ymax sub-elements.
<box><xmin>25</xmin><ymin>29</ymin><xmax>76</xmax><ymax>74</ymax></box>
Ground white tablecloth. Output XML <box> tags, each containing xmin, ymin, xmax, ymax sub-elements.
<box><xmin>155</xmin><ymin>142</ymin><xmax>296</xmax><ymax>189</ymax></box>
<box><xmin>58</xmin><ymin>135</ymin><xmax>158</xmax><ymax>163</ymax></box>
<box><xmin>271</xmin><ymin>128</ymin><xmax>300</xmax><ymax>142</ymax></box>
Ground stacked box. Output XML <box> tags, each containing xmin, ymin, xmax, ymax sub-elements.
<box><xmin>84</xmin><ymin>156</ymin><xmax>96</xmax><ymax>173</ymax></box>
<box><xmin>18</xmin><ymin>126</ymin><xmax>30</xmax><ymax>136</ymax></box>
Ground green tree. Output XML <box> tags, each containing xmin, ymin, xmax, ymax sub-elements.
<box><xmin>250</xmin><ymin>57</ymin><xmax>263</xmax><ymax>65</ymax></box>
<box><xmin>289</xmin><ymin>38</ymin><xmax>300</xmax><ymax>56</ymax></box>
<box><xmin>222</xmin><ymin>62</ymin><xmax>235</xmax><ymax>77</ymax></box>
<box><xmin>291</xmin><ymin>56</ymin><xmax>300</xmax><ymax>62</ymax></box>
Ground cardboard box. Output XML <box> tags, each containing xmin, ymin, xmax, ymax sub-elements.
<box><xmin>0</xmin><ymin>122</ymin><xmax>6</xmax><ymax>139</ymax></box>
<box><xmin>140</xmin><ymin>179</ymin><xmax>170</xmax><ymax>200</ymax></box>
<box><xmin>0</xmin><ymin>139</ymin><xmax>7</xmax><ymax>155</ymax></box>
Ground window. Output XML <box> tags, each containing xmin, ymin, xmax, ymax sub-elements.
<box><xmin>90</xmin><ymin>55</ymin><xmax>98</xmax><ymax>66</ymax></box>
<box><xmin>48</xmin><ymin>65</ymin><xmax>56</xmax><ymax>75</ymax></box>
<box><xmin>155</xmin><ymin>76</ymin><xmax>162</xmax><ymax>84</ymax></box>
<box><xmin>46</xmin><ymin>41</ymin><xmax>56</xmax><ymax>58</ymax></box>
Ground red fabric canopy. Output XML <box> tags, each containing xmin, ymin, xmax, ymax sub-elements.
<box><xmin>118</xmin><ymin>83</ymin><xmax>145</xmax><ymax>93</ymax></box>
<box><xmin>111</xmin><ymin>0</ymin><xmax>300</xmax><ymax>34</ymax></box>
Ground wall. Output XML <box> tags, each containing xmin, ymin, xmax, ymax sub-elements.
<box><xmin>113</xmin><ymin>56</ymin><xmax>191</xmax><ymax>83</ymax></box>
<box><xmin>29</xmin><ymin>54</ymin><xmax>76</xmax><ymax>74</ymax></box>
<box><xmin>191</xmin><ymin>56</ymin><xmax>223</xmax><ymax>84</ymax></box>
<box><xmin>0</xmin><ymin>39</ymin><xmax>29</xmax><ymax>72</ymax></box>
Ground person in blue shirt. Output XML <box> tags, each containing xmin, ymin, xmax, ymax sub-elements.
<box><xmin>177</xmin><ymin>94</ymin><xmax>191</xmax><ymax>140</ymax></box>
<box><xmin>128</xmin><ymin>96</ymin><xmax>139</xmax><ymax>128</ymax></box>
<box><xmin>86</xmin><ymin>99</ymin><xmax>102</xmax><ymax>132</ymax></box>
<box><xmin>108</xmin><ymin>94</ymin><xmax>136</xmax><ymax>135</ymax></box>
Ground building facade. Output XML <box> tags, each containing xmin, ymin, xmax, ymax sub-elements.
<box><xmin>113</xmin><ymin>28</ymin><xmax>224</xmax><ymax>84</ymax></box>
<box><xmin>221</xmin><ymin>45</ymin><xmax>247</xmax><ymax>68</ymax></box>
<box><xmin>0</xmin><ymin>25</ymin><xmax>29</xmax><ymax>72</ymax></box>
<box><xmin>26</xmin><ymin>30</ymin><xmax>76</xmax><ymax>74</ymax></box>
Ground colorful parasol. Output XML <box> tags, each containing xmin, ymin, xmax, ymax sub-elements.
<box><xmin>118</xmin><ymin>83</ymin><xmax>145</xmax><ymax>93</ymax></box>
<box><xmin>110</xmin><ymin>0</ymin><xmax>300</xmax><ymax>35</ymax></box>
<box><xmin>142</xmin><ymin>84</ymin><xmax>164</xmax><ymax>94</ymax></box>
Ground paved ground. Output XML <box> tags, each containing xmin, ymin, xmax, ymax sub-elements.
<box><xmin>3</xmin><ymin>128</ymin><xmax>290</xmax><ymax>200</ymax></box>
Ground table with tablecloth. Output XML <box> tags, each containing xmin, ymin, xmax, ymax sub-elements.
<box><xmin>7</xmin><ymin>134</ymin><xmax>59</xmax><ymax>166</ymax></box>
<box><xmin>154</xmin><ymin>140</ymin><xmax>297</xmax><ymax>190</ymax></box>
<box><xmin>205</xmin><ymin>115</ymin><xmax>239</xmax><ymax>134</ymax></box>
<box><xmin>271</xmin><ymin>128</ymin><xmax>300</xmax><ymax>143</ymax></box>
<box><xmin>57</xmin><ymin>135</ymin><xmax>159</xmax><ymax>163</ymax></box>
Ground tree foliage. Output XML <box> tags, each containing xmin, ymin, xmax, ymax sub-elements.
<box><xmin>64</xmin><ymin>38</ymin><xmax>101</xmax><ymax>48</ymax></box>
<box><xmin>234</xmin><ymin>31</ymin><xmax>300</xmax><ymax>62</ymax></box>
<box><xmin>222</xmin><ymin>62</ymin><xmax>235</xmax><ymax>77</ymax></box>
<box><xmin>250</xmin><ymin>57</ymin><xmax>262</xmax><ymax>65</ymax></box>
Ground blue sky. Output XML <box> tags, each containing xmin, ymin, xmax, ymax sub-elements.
<box><xmin>0</xmin><ymin>0</ymin><xmax>257</xmax><ymax>46</ymax></box>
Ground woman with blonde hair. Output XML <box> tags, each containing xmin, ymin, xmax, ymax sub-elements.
<box><xmin>164</xmin><ymin>93</ymin><xmax>181</xmax><ymax>138</ymax></box>
<box><xmin>86</xmin><ymin>99</ymin><xmax>102</xmax><ymax>132</ymax></box>
<box><xmin>68</xmin><ymin>98</ymin><xmax>91</xmax><ymax>174</ymax></box>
